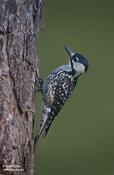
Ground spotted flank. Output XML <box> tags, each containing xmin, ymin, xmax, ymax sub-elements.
<box><xmin>39</xmin><ymin>70</ymin><xmax>77</xmax><ymax>137</ymax></box>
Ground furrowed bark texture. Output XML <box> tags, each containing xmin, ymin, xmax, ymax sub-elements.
<box><xmin>0</xmin><ymin>0</ymin><xmax>43</xmax><ymax>174</ymax></box>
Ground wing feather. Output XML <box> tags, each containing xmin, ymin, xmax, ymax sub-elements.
<box><xmin>39</xmin><ymin>72</ymin><xmax>76</xmax><ymax>137</ymax></box>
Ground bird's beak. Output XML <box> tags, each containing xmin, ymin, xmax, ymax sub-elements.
<box><xmin>64</xmin><ymin>46</ymin><xmax>75</xmax><ymax>59</ymax></box>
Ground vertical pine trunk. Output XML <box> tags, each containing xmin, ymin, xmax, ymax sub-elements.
<box><xmin>0</xmin><ymin>0</ymin><xmax>43</xmax><ymax>174</ymax></box>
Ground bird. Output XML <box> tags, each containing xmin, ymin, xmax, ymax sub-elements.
<box><xmin>34</xmin><ymin>46</ymin><xmax>88</xmax><ymax>147</ymax></box>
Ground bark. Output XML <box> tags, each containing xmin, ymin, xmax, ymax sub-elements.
<box><xmin>0</xmin><ymin>0</ymin><xmax>44</xmax><ymax>175</ymax></box>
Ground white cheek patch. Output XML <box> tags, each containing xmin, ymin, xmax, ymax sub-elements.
<box><xmin>76</xmin><ymin>57</ymin><xmax>79</xmax><ymax>62</ymax></box>
<box><xmin>73</xmin><ymin>62</ymin><xmax>85</xmax><ymax>75</ymax></box>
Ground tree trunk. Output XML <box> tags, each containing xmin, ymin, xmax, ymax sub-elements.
<box><xmin>0</xmin><ymin>0</ymin><xmax>43</xmax><ymax>174</ymax></box>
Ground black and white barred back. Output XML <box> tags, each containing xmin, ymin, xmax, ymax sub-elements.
<box><xmin>40</xmin><ymin>69</ymin><xmax>77</xmax><ymax>137</ymax></box>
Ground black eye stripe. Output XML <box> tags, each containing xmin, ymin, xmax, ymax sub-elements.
<box><xmin>73</xmin><ymin>57</ymin><xmax>79</xmax><ymax>62</ymax></box>
<box><xmin>73</xmin><ymin>57</ymin><xmax>77</xmax><ymax>62</ymax></box>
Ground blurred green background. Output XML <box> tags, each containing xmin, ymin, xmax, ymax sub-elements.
<box><xmin>35</xmin><ymin>0</ymin><xmax>114</xmax><ymax>175</ymax></box>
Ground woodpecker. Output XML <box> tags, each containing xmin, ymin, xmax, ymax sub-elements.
<box><xmin>34</xmin><ymin>46</ymin><xmax>88</xmax><ymax>146</ymax></box>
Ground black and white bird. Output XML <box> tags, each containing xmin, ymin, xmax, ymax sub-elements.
<box><xmin>34</xmin><ymin>46</ymin><xmax>88</xmax><ymax>146</ymax></box>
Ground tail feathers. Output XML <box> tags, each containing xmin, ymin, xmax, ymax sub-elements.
<box><xmin>43</xmin><ymin>120</ymin><xmax>53</xmax><ymax>138</ymax></box>
<box><xmin>34</xmin><ymin>107</ymin><xmax>50</xmax><ymax>149</ymax></box>
<box><xmin>34</xmin><ymin>114</ymin><xmax>48</xmax><ymax>145</ymax></box>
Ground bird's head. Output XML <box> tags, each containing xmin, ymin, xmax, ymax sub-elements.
<box><xmin>64</xmin><ymin>46</ymin><xmax>88</xmax><ymax>77</ymax></box>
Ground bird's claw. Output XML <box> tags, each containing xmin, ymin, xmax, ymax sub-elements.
<box><xmin>35</xmin><ymin>76</ymin><xmax>44</xmax><ymax>93</ymax></box>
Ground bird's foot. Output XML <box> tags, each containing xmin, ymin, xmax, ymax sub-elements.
<box><xmin>35</xmin><ymin>76</ymin><xmax>44</xmax><ymax>93</ymax></box>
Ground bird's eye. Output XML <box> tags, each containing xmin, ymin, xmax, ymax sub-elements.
<box><xmin>73</xmin><ymin>57</ymin><xmax>79</xmax><ymax>62</ymax></box>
